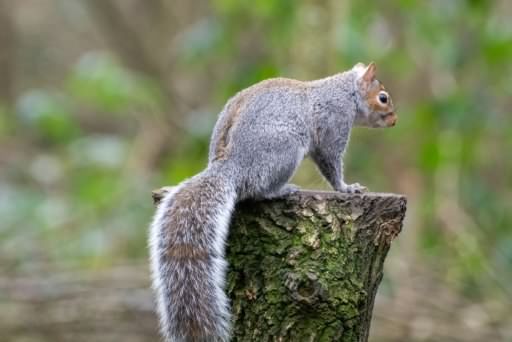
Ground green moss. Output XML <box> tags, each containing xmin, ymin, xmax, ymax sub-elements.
<box><xmin>226</xmin><ymin>194</ymin><xmax>406</xmax><ymax>341</ymax></box>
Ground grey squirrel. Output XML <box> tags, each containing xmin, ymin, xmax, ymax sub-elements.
<box><xmin>149</xmin><ymin>62</ymin><xmax>396</xmax><ymax>341</ymax></box>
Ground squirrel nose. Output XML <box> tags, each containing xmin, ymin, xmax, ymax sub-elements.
<box><xmin>386</xmin><ymin>112</ymin><xmax>397</xmax><ymax>127</ymax></box>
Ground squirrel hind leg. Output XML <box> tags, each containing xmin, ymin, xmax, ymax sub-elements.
<box><xmin>229</xmin><ymin>131</ymin><xmax>306</xmax><ymax>201</ymax></box>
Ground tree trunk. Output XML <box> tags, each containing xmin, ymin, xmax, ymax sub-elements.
<box><xmin>152</xmin><ymin>189</ymin><xmax>407</xmax><ymax>342</ymax></box>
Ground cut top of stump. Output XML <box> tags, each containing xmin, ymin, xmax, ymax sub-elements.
<box><xmin>152</xmin><ymin>188</ymin><xmax>407</xmax><ymax>248</ymax></box>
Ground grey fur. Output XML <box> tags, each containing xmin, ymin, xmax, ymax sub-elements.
<box><xmin>149</xmin><ymin>63</ymin><xmax>395</xmax><ymax>341</ymax></box>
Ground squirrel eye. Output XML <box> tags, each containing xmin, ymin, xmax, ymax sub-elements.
<box><xmin>378</xmin><ymin>92</ymin><xmax>388</xmax><ymax>104</ymax></box>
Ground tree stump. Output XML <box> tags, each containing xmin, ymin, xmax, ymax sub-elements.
<box><xmin>152</xmin><ymin>189</ymin><xmax>407</xmax><ymax>342</ymax></box>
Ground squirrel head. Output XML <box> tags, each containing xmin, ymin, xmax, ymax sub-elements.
<box><xmin>352</xmin><ymin>62</ymin><xmax>397</xmax><ymax>128</ymax></box>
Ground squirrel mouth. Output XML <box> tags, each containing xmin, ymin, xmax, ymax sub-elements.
<box><xmin>380</xmin><ymin>112</ymin><xmax>395</xmax><ymax>120</ymax></box>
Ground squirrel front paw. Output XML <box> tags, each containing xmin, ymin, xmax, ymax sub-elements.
<box><xmin>337</xmin><ymin>182</ymin><xmax>367</xmax><ymax>194</ymax></box>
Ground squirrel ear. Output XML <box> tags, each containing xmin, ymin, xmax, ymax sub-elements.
<box><xmin>362</xmin><ymin>62</ymin><xmax>377</xmax><ymax>83</ymax></box>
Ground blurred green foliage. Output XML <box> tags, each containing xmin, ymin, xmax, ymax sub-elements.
<box><xmin>0</xmin><ymin>0</ymin><xmax>511</xmax><ymax>339</ymax></box>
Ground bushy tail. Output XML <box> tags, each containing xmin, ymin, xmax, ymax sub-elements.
<box><xmin>149</xmin><ymin>169</ymin><xmax>236</xmax><ymax>342</ymax></box>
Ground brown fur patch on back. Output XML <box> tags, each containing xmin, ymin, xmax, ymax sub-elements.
<box><xmin>213</xmin><ymin>78</ymin><xmax>307</xmax><ymax>161</ymax></box>
<box><xmin>214</xmin><ymin>94</ymin><xmax>248</xmax><ymax>161</ymax></box>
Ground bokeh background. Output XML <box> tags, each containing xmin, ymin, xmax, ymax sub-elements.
<box><xmin>1</xmin><ymin>0</ymin><xmax>511</xmax><ymax>341</ymax></box>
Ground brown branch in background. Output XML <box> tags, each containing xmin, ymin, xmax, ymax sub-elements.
<box><xmin>84</xmin><ymin>0</ymin><xmax>186</xmax><ymax>131</ymax></box>
<box><xmin>84</xmin><ymin>0</ymin><xmax>193</xmax><ymax>172</ymax></box>
<box><xmin>0</xmin><ymin>0</ymin><xmax>16</xmax><ymax>107</ymax></box>
<box><xmin>85</xmin><ymin>0</ymin><xmax>161</xmax><ymax>78</ymax></box>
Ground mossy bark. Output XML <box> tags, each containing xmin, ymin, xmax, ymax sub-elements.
<box><xmin>152</xmin><ymin>189</ymin><xmax>407</xmax><ymax>342</ymax></box>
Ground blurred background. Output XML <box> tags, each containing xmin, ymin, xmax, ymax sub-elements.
<box><xmin>0</xmin><ymin>0</ymin><xmax>511</xmax><ymax>341</ymax></box>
